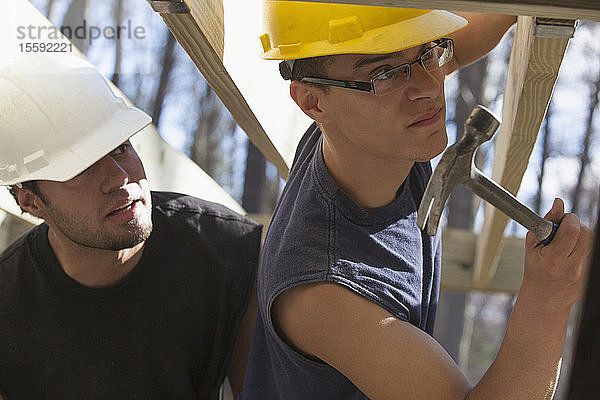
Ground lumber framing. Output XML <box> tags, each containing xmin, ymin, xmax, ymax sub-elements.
<box><xmin>151</xmin><ymin>0</ymin><xmax>582</xmax><ymax>290</ymax></box>
<box><xmin>148</xmin><ymin>0</ymin><xmax>290</xmax><ymax>178</ymax></box>
<box><xmin>442</xmin><ymin>229</ymin><xmax>524</xmax><ymax>293</ymax></box>
<box><xmin>287</xmin><ymin>0</ymin><xmax>600</xmax><ymax>21</ymax></box>
<box><xmin>473</xmin><ymin>16</ymin><xmax>575</xmax><ymax>288</ymax></box>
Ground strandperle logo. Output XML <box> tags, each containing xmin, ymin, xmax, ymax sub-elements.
<box><xmin>16</xmin><ymin>20</ymin><xmax>146</xmax><ymax>46</ymax></box>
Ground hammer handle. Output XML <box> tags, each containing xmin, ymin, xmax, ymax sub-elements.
<box><xmin>465</xmin><ymin>168</ymin><xmax>557</xmax><ymax>244</ymax></box>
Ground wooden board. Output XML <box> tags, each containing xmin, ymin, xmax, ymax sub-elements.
<box><xmin>286</xmin><ymin>0</ymin><xmax>600</xmax><ymax>21</ymax></box>
<box><xmin>473</xmin><ymin>16</ymin><xmax>574</xmax><ymax>288</ymax></box>
<box><xmin>153</xmin><ymin>0</ymin><xmax>577</xmax><ymax>289</ymax></box>
<box><xmin>442</xmin><ymin>229</ymin><xmax>525</xmax><ymax>293</ymax></box>
<box><xmin>154</xmin><ymin>0</ymin><xmax>291</xmax><ymax>178</ymax></box>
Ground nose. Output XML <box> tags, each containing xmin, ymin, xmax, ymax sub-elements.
<box><xmin>98</xmin><ymin>155</ymin><xmax>130</xmax><ymax>194</ymax></box>
<box><xmin>405</xmin><ymin>63</ymin><xmax>442</xmax><ymax>101</ymax></box>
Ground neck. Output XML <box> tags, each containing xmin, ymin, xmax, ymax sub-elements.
<box><xmin>321</xmin><ymin>131</ymin><xmax>414</xmax><ymax>209</ymax></box>
<box><xmin>47</xmin><ymin>227</ymin><xmax>145</xmax><ymax>288</ymax></box>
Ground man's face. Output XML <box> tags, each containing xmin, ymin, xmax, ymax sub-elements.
<box><xmin>318</xmin><ymin>43</ymin><xmax>448</xmax><ymax>163</ymax></box>
<box><xmin>35</xmin><ymin>140</ymin><xmax>153</xmax><ymax>251</ymax></box>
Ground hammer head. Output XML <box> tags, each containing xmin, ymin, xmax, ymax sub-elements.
<box><xmin>417</xmin><ymin>105</ymin><xmax>501</xmax><ymax>236</ymax></box>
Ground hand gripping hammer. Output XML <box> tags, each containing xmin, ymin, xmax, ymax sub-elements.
<box><xmin>417</xmin><ymin>105</ymin><xmax>559</xmax><ymax>245</ymax></box>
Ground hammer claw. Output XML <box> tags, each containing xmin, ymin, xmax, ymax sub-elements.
<box><xmin>418</xmin><ymin>166</ymin><xmax>450</xmax><ymax>235</ymax></box>
<box><xmin>417</xmin><ymin>193</ymin><xmax>434</xmax><ymax>231</ymax></box>
<box><xmin>417</xmin><ymin>105</ymin><xmax>556</xmax><ymax>245</ymax></box>
<box><xmin>427</xmin><ymin>186</ymin><xmax>451</xmax><ymax>236</ymax></box>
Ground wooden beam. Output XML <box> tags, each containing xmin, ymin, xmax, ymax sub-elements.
<box><xmin>473</xmin><ymin>16</ymin><xmax>574</xmax><ymax>288</ymax></box>
<box><xmin>286</xmin><ymin>0</ymin><xmax>600</xmax><ymax>21</ymax></box>
<box><xmin>150</xmin><ymin>0</ymin><xmax>290</xmax><ymax>178</ymax></box>
<box><xmin>442</xmin><ymin>229</ymin><xmax>524</xmax><ymax>293</ymax></box>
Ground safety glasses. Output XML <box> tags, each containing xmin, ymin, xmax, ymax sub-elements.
<box><xmin>300</xmin><ymin>38</ymin><xmax>454</xmax><ymax>96</ymax></box>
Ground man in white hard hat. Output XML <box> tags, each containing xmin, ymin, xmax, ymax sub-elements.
<box><xmin>241</xmin><ymin>2</ymin><xmax>593</xmax><ymax>399</ymax></box>
<box><xmin>0</xmin><ymin>53</ymin><xmax>261</xmax><ymax>399</ymax></box>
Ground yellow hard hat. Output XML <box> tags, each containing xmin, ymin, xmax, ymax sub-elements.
<box><xmin>260</xmin><ymin>1</ymin><xmax>468</xmax><ymax>60</ymax></box>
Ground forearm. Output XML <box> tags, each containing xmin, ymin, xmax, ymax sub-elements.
<box><xmin>468</xmin><ymin>287</ymin><xmax>572</xmax><ymax>400</ymax></box>
<box><xmin>445</xmin><ymin>13</ymin><xmax>517</xmax><ymax>73</ymax></box>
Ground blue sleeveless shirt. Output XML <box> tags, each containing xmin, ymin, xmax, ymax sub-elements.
<box><xmin>241</xmin><ymin>124</ymin><xmax>442</xmax><ymax>399</ymax></box>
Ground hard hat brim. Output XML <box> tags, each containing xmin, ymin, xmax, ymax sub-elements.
<box><xmin>0</xmin><ymin>105</ymin><xmax>151</xmax><ymax>187</ymax></box>
<box><xmin>30</xmin><ymin>108</ymin><xmax>151</xmax><ymax>185</ymax></box>
<box><xmin>262</xmin><ymin>10</ymin><xmax>468</xmax><ymax>60</ymax></box>
<box><xmin>0</xmin><ymin>53</ymin><xmax>153</xmax><ymax>187</ymax></box>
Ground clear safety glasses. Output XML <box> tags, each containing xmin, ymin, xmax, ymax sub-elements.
<box><xmin>300</xmin><ymin>38</ymin><xmax>454</xmax><ymax>97</ymax></box>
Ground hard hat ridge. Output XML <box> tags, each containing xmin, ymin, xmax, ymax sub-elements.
<box><xmin>260</xmin><ymin>1</ymin><xmax>468</xmax><ymax>61</ymax></box>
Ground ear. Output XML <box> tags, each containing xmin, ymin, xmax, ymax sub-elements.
<box><xmin>16</xmin><ymin>188</ymin><xmax>46</xmax><ymax>219</ymax></box>
<box><xmin>289</xmin><ymin>81</ymin><xmax>329</xmax><ymax>123</ymax></box>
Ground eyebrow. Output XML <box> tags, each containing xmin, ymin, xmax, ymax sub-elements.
<box><xmin>352</xmin><ymin>44</ymin><xmax>429</xmax><ymax>72</ymax></box>
<box><xmin>352</xmin><ymin>54</ymin><xmax>397</xmax><ymax>72</ymax></box>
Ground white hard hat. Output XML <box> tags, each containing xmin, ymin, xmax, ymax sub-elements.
<box><xmin>0</xmin><ymin>52</ymin><xmax>151</xmax><ymax>186</ymax></box>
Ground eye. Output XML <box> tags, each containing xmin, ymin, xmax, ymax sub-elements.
<box><xmin>422</xmin><ymin>49</ymin><xmax>435</xmax><ymax>61</ymax></box>
<box><xmin>371</xmin><ymin>64</ymin><xmax>402</xmax><ymax>81</ymax></box>
<box><xmin>420</xmin><ymin>47</ymin><xmax>440</xmax><ymax>69</ymax></box>
<box><xmin>376</xmin><ymin>69</ymin><xmax>396</xmax><ymax>80</ymax></box>
<box><xmin>373</xmin><ymin>65</ymin><xmax>410</xmax><ymax>82</ymax></box>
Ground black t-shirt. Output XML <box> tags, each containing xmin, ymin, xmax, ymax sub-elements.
<box><xmin>0</xmin><ymin>192</ymin><xmax>262</xmax><ymax>399</ymax></box>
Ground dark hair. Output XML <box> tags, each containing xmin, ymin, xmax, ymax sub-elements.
<box><xmin>281</xmin><ymin>55</ymin><xmax>336</xmax><ymax>92</ymax></box>
<box><xmin>8</xmin><ymin>181</ymin><xmax>46</xmax><ymax>214</ymax></box>
<box><xmin>292</xmin><ymin>56</ymin><xmax>334</xmax><ymax>80</ymax></box>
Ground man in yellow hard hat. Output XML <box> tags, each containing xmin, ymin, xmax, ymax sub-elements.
<box><xmin>0</xmin><ymin>52</ymin><xmax>261</xmax><ymax>399</ymax></box>
<box><xmin>240</xmin><ymin>2</ymin><xmax>593</xmax><ymax>399</ymax></box>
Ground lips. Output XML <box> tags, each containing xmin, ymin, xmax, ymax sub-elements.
<box><xmin>409</xmin><ymin>108</ymin><xmax>442</xmax><ymax>127</ymax></box>
<box><xmin>106</xmin><ymin>198</ymin><xmax>140</xmax><ymax>217</ymax></box>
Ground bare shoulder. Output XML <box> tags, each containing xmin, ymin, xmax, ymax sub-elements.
<box><xmin>273</xmin><ymin>283</ymin><xmax>472</xmax><ymax>400</ymax></box>
<box><xmin>273</xmin><ymin>282</ymin><xmax>370</xmax><ymax>355</ymax></box>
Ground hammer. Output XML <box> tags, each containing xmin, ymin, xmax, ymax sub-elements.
<box><xmin>417</xmin><ymin>105</ymin><xmax>559</xmax><ymax>245</ymax></box>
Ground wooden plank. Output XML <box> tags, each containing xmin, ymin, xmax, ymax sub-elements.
<box><xmin>442</xmin><ymin>229</ymin><xmax>524</xmax><ymax>293</ymax></box>
<box><xmin>286</xmin><ymin>0</ymin><xmax>600</xmax><ymax>21</ymax></box>
<box><xmin>472</xmin><ymin>16</ymin><xmax>574</xmax><ymax>288</ymax></box>
<box><xmin>154</xmin><ymin>0</ymin><xmax>290</xmax><ymax>178</ymax></box>
<box><xmin>221</xmin><ymin>0</ymin><xmax>311</xmax><ymax>173</ymax></box>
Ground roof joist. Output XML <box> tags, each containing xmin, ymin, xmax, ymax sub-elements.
<box><xmin>286</xmin><ymin>0</ymin><xmax>600</xmax><ymax>21</ymax></box>
<box><xmin>149</xmin><ymin>0</ymin><xmax>290</xmax><ymax>178</ymax></box>
<box><xmin>473</xmin><ymin>16</ymin><xmax>575</xmax><ymax>288</ymax></box>
<box><xmin>151</xmin><ymin>0</ymin><xmax>586</xmax><ymax>290</ymax></box>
